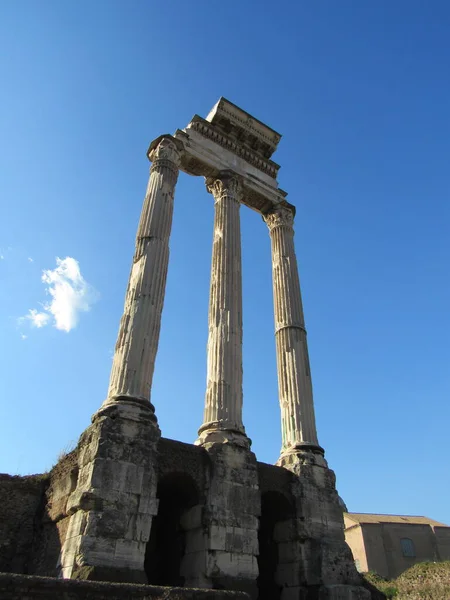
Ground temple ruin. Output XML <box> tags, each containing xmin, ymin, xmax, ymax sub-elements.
<box><xmin>1</xmin><ymin>99</ymin><xmax>372</xmax><ymax>600</ymax></box>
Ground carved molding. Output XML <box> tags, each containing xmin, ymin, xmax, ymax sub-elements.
<box><xmin>215</xmin><ymin>102</ymin><xmax>281</xmax><ymax>148</ymax></box>
<box><xmin>149</xmin><ymin>137</ymin><xmax>181</xmax><ymax>167</ymax></box>
<box><xmin>263</xmin><ymin>207</ymin><xmax>294</xmax><ymax>231</ymax></box>
<box><xmin>190</xmin><ymin>118</ymin><xmax>279</xmax><ymax>179</ymax></box>
<box><xmin>205</xmin><ymin>171</ymin><xmax>243</xmax><ymax>203</ymax></box>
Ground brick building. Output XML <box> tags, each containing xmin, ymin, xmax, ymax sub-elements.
<box><xmin>344</xmin><ymin>512</ymin><xmax>450</xmax><ymax>579</ymax></box>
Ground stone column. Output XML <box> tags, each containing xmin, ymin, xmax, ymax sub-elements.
<box><xmin>193</xmin><ymin>172</ymin><xmax>260</xmax><ymax>597</ymax></box>
<box><xmin>106</xmin><ymin>135</ymin><xmax>182</xmax><ymax>411</ymax></box>
<box><xmin>57</xmin><ymin>136</ymin><xmax>182</xmax><ymax>583</ymax></box>
<box><xmin>197</xmin><ymin>171</ymin><xmax>248</xmax><ymax>447</ymax></box>
<box><xmin>263</xmin><ymin>207</ymin><xmax>370</xmax><ymax>600</ymax></box>
<box><xmin>263</xmin><ymin>207</ymin><xmax>322</xmax><ymax>462</ymax></box>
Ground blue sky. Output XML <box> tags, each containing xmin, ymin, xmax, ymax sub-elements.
<box><xmin>1</xmin><ymin>1</ymin><xmax>449</xmax><ymax>525</ymax></box>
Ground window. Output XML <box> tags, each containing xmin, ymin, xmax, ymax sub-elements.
<box><xmin>400</xmin><ymin>537</ymin><xmax>415</xmax><ymax>557</ymax></box>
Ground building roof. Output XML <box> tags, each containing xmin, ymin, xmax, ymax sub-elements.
<box><xmin>345</xmin><ymin>513</ymin><xmax>448</xmax><ymax>527</ymax></box>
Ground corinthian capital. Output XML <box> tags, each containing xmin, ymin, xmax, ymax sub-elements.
<box><xmin>205</xmin><ymin>171</ymin><xmax>243</xmax><ymax>203</ymax></box>
<box><xmin>148</xmin><ymin>136</ymin><xmax>181</xmax><ymax>166</ymax></box>
<box><xmin>263</xmin><ymin>207</ymin><xmax>294</xmax><ymax>232</ymax></box>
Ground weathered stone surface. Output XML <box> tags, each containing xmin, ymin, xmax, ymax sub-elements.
<box><xmin>106</xmin><ymin>136</ymin><xmax>182</xmax><ymax>409</ymax></box>
<box><xmin>0</xmin><ymin>474</ymin><xmax>47</xmax><ymax>574</ymax></box>
<box><xmin>0</xmin><ymin>572</ymin><xmax>251</xmax><ymax>600</ymax></box>
<box><xmin>197</xmin><ymin>445</ymin><xmax>261</xmax><ymax>599</ymax></box>
<box><xmin>174</xmin><ymin>98</ymin><xmax>292</xmax><ymax>215</ymax></box>
<box><xmin>197</xmin><ymin>172</ymin><xmax>249</xmax><ymax>448</ymax></box>
<box><xmin>0</xmin><ymin>441</ymin><xmax>371</xmax><ymax>597</ymax></box>
<box><xmin>273</xmin><ymin>450</ymin><xmax>369</xmax><ymax>597</ymax></box>
<box><xmin>263</xmin><ymin>207</ymin><xmax>320</xmax><ymax>458</ymax></box>
<box><xmin>0</xmin><ymin>99</ymin><xmax>375</xmax><ymax>600</ymax></box>
<box><xmin>58</xmin><ymin>401</ymin><xmax>160</xmax><ymax>581</ymax></box>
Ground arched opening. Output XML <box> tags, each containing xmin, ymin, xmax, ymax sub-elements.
<box><xmin>145</xmin><ymin>472</ymin><xmax>199</xmax><ymax>586</ymax></box>
<box><xmin>257</xmin><ymin>491</ymin><xmax>294</xmax><ymax>600</ymax></box>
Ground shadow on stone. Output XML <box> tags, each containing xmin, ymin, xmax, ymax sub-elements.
<box><xmin>257</xmin><ymin>491</ymin><xmax>294</xmax><ymax>600</ymax></box>
<box><xmin>145</xmin><ymin>471</ymin><xmax>200</xmax><ymax>586</ymax></box>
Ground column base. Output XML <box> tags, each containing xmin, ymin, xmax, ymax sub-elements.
<box><xmin>58</xmin><ymin>397</ymin><xmax>160</xmax><ymax>581</ymax></box>
<box><xmin>273</xmin><ymin>450</ymin><xmax>368</xmax><ymax>598</ymax></box>
<box><xmin>99</xmin><ymin>394</ymin><xmax>159</xmax><ymax>426</ymax></box>
<box><xmin>195</xmin><ymin>422</ymin><xmax>251</xmax><ymax>449</ymax></box>
<box><xmin>277</xmin><ymin>442</ymin><xmax>327</xmax><ymax>469</ymax></box>
<box><xmin>195</xmin><ymin>443</ymin><xmax>260</xmax><ymax>599</ymax></box>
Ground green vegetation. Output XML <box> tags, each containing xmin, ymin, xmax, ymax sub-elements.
<box><xmin>363</xmin><ymin>571</ymin><xmax>398</xmax><ymax>598</ymax></box>
<box><xmin>363</xmin><ymin>561</ymin><xmax>450</xmax><ymax>599</ymax></box>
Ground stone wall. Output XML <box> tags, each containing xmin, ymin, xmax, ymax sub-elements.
<box><xmin>30</xmin><ymin>449</ymin><xmax>80</xmax><ymax>576</ymax></box>
<box><xmin>360</xmin><ymin>522</ymin><xmax>450</xmax><ymax>579</ymax></box>
<box><xmin>0</xmin><ymin>473</ymin><xmax>47</xmax><ymax>574</ymax></box>
<box><xmin>0</xmin><ymin>450</ymin><xmax>80</xmax><ymax>577</ymax></box>
<box><xmin>435</xmin><ymin>526</ymin><xmax>450</xmax><ymax>561</ymax></box>
<box><xmin>0</xmin><ymin>573</ymin><xmax>249</xmax><ymax>600</ymax></box>
<box><xmin>0</xmin><ymin>440</ymin><xmax>371</xmax><ymax>598</ymax></box>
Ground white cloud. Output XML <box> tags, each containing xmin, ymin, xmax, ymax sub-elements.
<box><xmin>21</xmin><ymin>334</ymin><xmax>28</xmax><ymax>340</ymax></box>
<box><xmin>24</xmin><ymin>309</ymin><xmax>50</xmax><ymax>328</ymax></box>
<box><xmin>28</xmin><ymin>257</ymin><xmax>34</xmax><ymax>262</ymax></box>
<box><xmin>20</xmin><ymin>257</ymin><xmax>98</xmax><ymax>333</ymax></box>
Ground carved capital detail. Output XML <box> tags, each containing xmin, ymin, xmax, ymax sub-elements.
<box><xmin>263</xmin><ymin>207</ymin><xmax>294</xmax><ymax>232</ymax></box>
<box><xmin>205</xmin><ymin>171</ymin><xmax>243</xmax><ymax>203</ymax></box>
<box><xmin>149</xmin><ymin>137</ymin><xmax>181</xmax><ymax>167</ymax></box>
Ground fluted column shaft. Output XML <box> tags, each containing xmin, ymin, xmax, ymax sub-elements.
<box><xmin>106</xmin><ymin>137</ymin><xmax>181</xmax><ymax>408</ymax></box>
<box><xmin>264</xmin><ymin>207</ymin><xmax>321</xmax><ymax>456</ymax></box>
<box><xmin>197</xmin><ymin>171</ymin><xmax>248</xmax><ymax>446</ymax></box>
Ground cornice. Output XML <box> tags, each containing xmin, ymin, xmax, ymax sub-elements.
<box><xmin>188</xmin><ymin>116</ymin><xmax>280</xmax><ymax>179</ymax></box>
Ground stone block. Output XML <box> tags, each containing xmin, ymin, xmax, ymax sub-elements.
<box><xmin>206</xmin><ymin>506</ymin><xmax>259</xmax><ymax>530</ymax></box>
<box><xmin>91</xmin><ymin>460</ymin><xmax>126</xmax><ymax>493</ymax></box>
<box><xmin>207</xmin><ymin>524</ymin><xmax>258</xmax><ymax>553</ymax></box>
<box><xmin>224</xmin><ymin>527</ymin><xmax>258</xmax><ymax>555</ymax></box>
<box><xmin>77</xmin><ymin>438</ymin><xmax>99</xmax><ymax>466</ymax></box>
<box><xmin>208</xmin><ymin>525</ymin><xmax>226</xmax><ymax>550</ymax></box>
<box><xmin>119</xmin><ymin>420</ymin><xmax>142</xmax><ymax>440</ymax></box>
<box><xmin>180</xmin><ymin>505</ymin><xmax>203</xmax><ymax>530</ymax></box>
<box><xmin>56</xmin><ymin>515</ymin><xmax>74</xmax><ymax>550</ymax></box>
<box><xmin>66</xmin><ymin>490</ymin><xmax>103</xmax><ymax>515</ymax></box>
<box><xmin>59</xmin><ymin>535</ymin><xmax>82</xmax><ymax>568</ymax></box>
<box><xmin>114</xmin><ymin>539</ymin><xmax>146</xmax><ymax>570</ymax></box>
<box><xmin>276</xmin><ymin>563</ymin><xmax>303</xmax><ymax>587</ymax></box>
<box><xmin>123</xmin><ymin>464</ymin><xmax>145</xmax><ymax>494</ymax></box>
<box><xmin>48</xmin><ymin>495</ymin><xmax>69</xmax><ymax>521</ymax></box>
<box><xmin>138</xmin><ymin>492</ymin><xmax>158</xmax><ymax>515</ymax></box>
<box><xmin>59</xmin><ymin>565</ymin><xmax>74</xmax><ymax>579</ymax></box>
<box><xmin>278</xmin><ymin>541</ymin><xmax>301</xmax><ymax>564</ymax></box>
<box><xmin>213</xmin><ymin>463</ymin><xmax>259</xmax><ymax>486</ymax></box>
<box><xmin>76</xmin><ymin>462</ymin><xmax>96</xmax><ymax>493</ymax></box>
<box><xmin>206</xmin><ymin>551</ymin><xmax>258</xmax><ymax>578</ymax></box>
<box><xmin>134</xmin><ymin>513</ymin><xmax>153</xmax><ymax>542</ymax></box>
<box><xmin>85</xmin><ymin>509</ymin><xmax>128</xmax><ymax>539</ymax></box>
<box><xmin>78</xmin><ymin>535</ymin><xmax>117</xmax><ymax>567</ymax></box>
<box><xmin>64</xmin><ymin>511</ymin><xmax>87</xmax><ymax>541</ymax></box>
<box><xmin>180</xmin><ymin>550</ymin><xmax>207</xmax><ymax>578</ymax></box>
<box><xmin>185</xmin><ymin>528</ymin><xmax>205</xmax><ymax>552</ymax></box>
<box><xmin>273</xmin><ymin>520</ymin><xmax>297</xmax><ymax>543</ymax></box>
<box><xmin>210</xmin><ymin>481</ymin><xmax>260</xmax><ymax>514</ymax></box>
